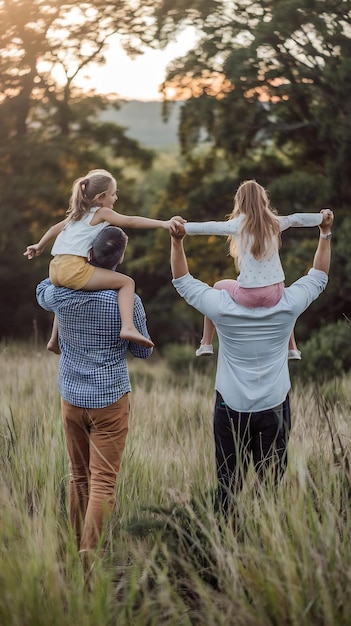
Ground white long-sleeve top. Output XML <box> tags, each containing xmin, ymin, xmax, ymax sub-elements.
<box><xmin>51</xmin><ymin>207</ymin><xmax>110</xmax><ymax>257</ymax></box>
<box><xmin>184</xmin><ymin>213</ymin><xmax>323</xmax><ymax>287</ymax></box>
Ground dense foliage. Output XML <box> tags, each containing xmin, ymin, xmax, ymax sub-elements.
<box><xmin>127</xmin><ymin>0</ymin><xmax>351</xmax><ymax>360</ymax></box>
<box><xmin>1</xmin><ymin>0</ymin><xmax>350</xmax><ymax>375</ymax></box>
<box><xmin>0</xmin><ymin>0</ymin><xmax>154</xmax><ymax>337</ymax></box>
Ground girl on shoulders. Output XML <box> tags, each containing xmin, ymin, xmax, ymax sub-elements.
<box><xmin>183</xmin><ymin>179</ymin><xmax>325</xmax><ymax>360</ymax></box>
<box><xmin>25</xmin><ymin>169</ymin><xmax>181</xmax><ymax>352</ymax></box>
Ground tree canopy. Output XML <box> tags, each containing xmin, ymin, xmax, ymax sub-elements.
<box><xmin>1</xmin><ymin>0</ymin><xmax>351</xmax><ymax>375</ymax></box>
<box><xmin>0</xmin><ymin>0</ymin><xmax>155</xmax><ymax>338</ymax></box>
<box><xmin>154</xmin><ymin>0</ymin><xmax>350</xmax><ymax>197</ymax></box>
<box><xmin>136</xmin><ymin>0</ymin><xmax>351</xmax><ymax>348</ymax></box>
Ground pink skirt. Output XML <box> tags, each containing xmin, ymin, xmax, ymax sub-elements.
<box><xmin>213</xmin><ymin>279</ymin><xmax>284</xmax><ymax>308</ymax></box>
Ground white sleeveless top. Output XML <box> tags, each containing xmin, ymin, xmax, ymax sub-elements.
<box><xmin>51</xmin><ymin>207</ymin><xmax>110</xmax><ymax>257</ymax></box>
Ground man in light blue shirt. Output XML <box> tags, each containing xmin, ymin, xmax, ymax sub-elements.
<box><xmin>36</xmin><ymin>226</ymin><xmax>153</xmax><ymax>553</ymax></box>
<box><xmin>171</xmin><ymin>210</ymin><xmax>333</xmax><ymax>514</ymax></box>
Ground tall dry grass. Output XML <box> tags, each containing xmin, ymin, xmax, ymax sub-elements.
<box><xmin>1</xmin><ymin>342</ymin><xmax>351</xmax><ymax>625</ymax></box>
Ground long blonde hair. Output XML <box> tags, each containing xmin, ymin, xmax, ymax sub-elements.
<box><xmin>67</xmin><ymin>169</ymin><xmax>115</xmax><ymax>221</ymax></box>
<box><xmin>227</xmin><ymin>180</ymin><xmax>280</xmax><ymax>262</ymax></box>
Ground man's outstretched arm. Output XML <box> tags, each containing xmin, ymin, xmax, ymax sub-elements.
<box><xmin>170</xmin><ymin>232</ymin><xmax>189</xmax><ymax>279</ymax></box>
<box><xmin>313</xmin><ymin>209</ymin><xmax>334</xmax><ymax>275</ymax></box>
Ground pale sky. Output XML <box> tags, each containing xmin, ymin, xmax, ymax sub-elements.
<box><xmin>76</xmin><ymin>28</ymin><xmax>197</xmax><ymax>101</ymax></box>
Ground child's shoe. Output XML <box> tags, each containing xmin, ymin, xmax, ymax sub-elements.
<box><xmin>288</xmin><ymin>349</ymin><xmax>301</xmax><ymax>360</ymax></box>
<box><xmin>195</xmin><ymin>344</ymin><xmax>214</xmax><ymax>357</ymax></box>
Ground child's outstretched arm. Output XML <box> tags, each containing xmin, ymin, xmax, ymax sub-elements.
<box><xmin>184</xmin><ymin>218</ymin><xmax>241</xmax><ymax>236</ymax></box>
<box><xmin>24</xmin><ymin>218</ymin><xmax>69</xmax><ymax>259</ymax></box>
<box><xmin>97</xmin><ymin>207</ymin><xmax>185</xmax><ymax>233</ymax></box>
<box><xmin>277</xmin><ymin>213</ymin><xmax>323</xmax><ymax>233</ymax></box>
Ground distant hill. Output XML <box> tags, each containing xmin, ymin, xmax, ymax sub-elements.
<box><xmin>100</xmin><ymin>100</ymin><xmax>184</xmax><ymax>149</ymax></box>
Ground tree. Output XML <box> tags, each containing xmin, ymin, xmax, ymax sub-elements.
<box><xmin>154</xmin><ymin>0</ymin><xmax>351</xmax><ymax>205</ymax></box>
<box><xmin>0</xmin><ymin>0</ymin><xmax>162</xmax><ymax>138</ymax></box>
<box><xmin>143</xmin><ymin>0</ymin><xmax>351</xmax><ymax>348</ymax></box>
<box><xmin>0</xmin><ymin>0</ymin><xmax>158</xmax><ymax>340</ymax></box>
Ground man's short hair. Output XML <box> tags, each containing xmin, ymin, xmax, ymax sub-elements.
<box><xmin>89</xmin><ymin>226</ymin><xmax>128</xmax><ymax>270</ymax></box>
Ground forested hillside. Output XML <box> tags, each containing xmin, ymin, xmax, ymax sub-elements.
<box><xmin>101</xmin><ymin>101</ymin><xmax>183</xmax><ymax>149</ymax></box>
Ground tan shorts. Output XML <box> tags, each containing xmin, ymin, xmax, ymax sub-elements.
<box><xmin>49</xmin><ymin>255</ymin><xmax>95</xmax><ymax>289</ymax></box>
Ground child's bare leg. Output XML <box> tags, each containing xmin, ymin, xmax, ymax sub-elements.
<box><xmin>288</xmin><ymin>331</ymin><xmax>298</xmax><ymax>351</ymax></box>
<box><xmin>200</xmin><ymin>315</ymin><xmax>215</xmax><ymax>346</ymax></box>
<box><xmin>84</xmin><ymin>268</ymin><xmax>154</xmax><ymax>348</ymax></box>
<box><xmin>118</xmin><ymin>282</ymin><xmax>154</xmax><ymax>347</ymax></box>
<box><xmin>47</xmin><ymin>315</ymin><xmax>61</xmax><ymax>354</ymax></box>
<box><xmin>195</xmin><ymin>315</ymin><xmax>215</xmax><ymax>356</ymax></box>
<box><xmin>196</xmin><ymin>279</ymin><xmax>234</xmax><ymax>356</ymax></box>
<box><xmin>288</xmin><ymin>330</ymin><xmax>301</xmax><ymax>360</ymax></box>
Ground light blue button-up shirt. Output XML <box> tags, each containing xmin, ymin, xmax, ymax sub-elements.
<box><xmin>173</xmin><ymin>269</ymin><xmax>328</xmax><ymax>412</ymax></box>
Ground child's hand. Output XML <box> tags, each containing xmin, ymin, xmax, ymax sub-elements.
<box><xmin>171</xmin><ymin>215</ymin><xmax>186</xmax><ymax>224</ymax></box>
<box><xmin>168</xmin><ymin>216</ymin><xmax>187</xmax><ymax>234</ymax></box>
<box><xmin>23</xmin><ymin>244</ymin><xmax>42</xmax><ymax>259</ymax></box>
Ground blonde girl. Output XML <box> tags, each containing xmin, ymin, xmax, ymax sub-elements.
<box><xmin>25</xmin><ymin>169</ymin><xmax>180</xmax><ymax>352</ymax></box>
<box><xmin>183</xmin><ymin>179</ymin><xmax>324</xmax><ymax>359</ymax></box>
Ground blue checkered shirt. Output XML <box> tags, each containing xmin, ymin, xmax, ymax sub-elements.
<box><xmin>36</xmin><ymin>278</ymin><xmax>153</xmax><ymax>408</ymax></box>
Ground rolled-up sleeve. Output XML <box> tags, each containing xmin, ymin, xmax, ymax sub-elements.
<box><xmin>36</xmin><ymin>278</ymin><xmax>55</xmax><ymax>312</ymax></box>
<box><xmin>172</xmin><ymin>273</ymin><xmax>222</xmax><ymax>321</ymax></box>
<box><xmin>286</xmin><ymin>268</ymin><xmax>328</xmax><ymax>315</ymax></box>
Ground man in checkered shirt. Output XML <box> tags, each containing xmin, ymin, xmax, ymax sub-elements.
<box><xmin>36</xmin><ymin>226</ymin><xmax>153</xmax><ymax>555</ymax></box>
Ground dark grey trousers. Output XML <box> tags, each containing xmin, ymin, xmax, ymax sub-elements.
<box><xmin>213</xmin><ymin>391</ymin><xmax>291</xmax><ymax>515</ymax></box>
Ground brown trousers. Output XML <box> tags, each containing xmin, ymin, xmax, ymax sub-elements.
<box><xmin>62</xmin><ymin>394</ymin><xmax>129</xmax><ymax>551</ymax></box>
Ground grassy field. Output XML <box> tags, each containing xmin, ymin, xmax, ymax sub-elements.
<box><xmin>1</xmin><ymin>342</ymin><xmax>351</xmax><ymax>625</ymax></box>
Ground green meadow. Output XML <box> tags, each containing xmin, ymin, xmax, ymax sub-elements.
<box><xmin>1</xmin><ymin>343</ymin><xmax>351</xmax><ymax>626</ymax></box>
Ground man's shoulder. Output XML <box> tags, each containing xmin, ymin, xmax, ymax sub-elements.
<box><xmin>38</xmin><ymin>283</ymin><xmax>116</xmax><ymax>305</ymax></box>
<box><xmin>284</xmin><ymin>268</ymin><xmax>328</xmax><ymax>303</ymax></box>
<box><xmin>288</xmin><ymin>268</ymin><xmax>328</xmax><ymax>288</ymax></box>
<box><xmin>87</xmin><ymin>289</ymin><xmax>145</xmax><ymax>310</ymax></box>
<box><xmin>172</xmin><ymin>272</ymin><xmax>195</xmax><ymax>286</ymax></box>
<box><xmin>38</xmin><ymin>282</ymin><xmax>145</xmax><ymax>304</ymax></box>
